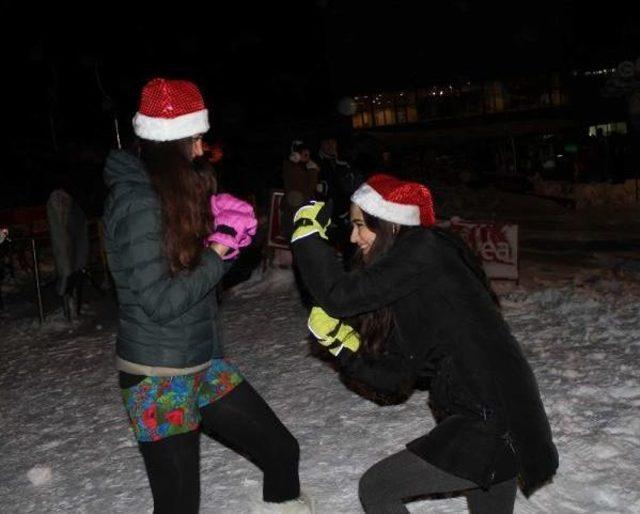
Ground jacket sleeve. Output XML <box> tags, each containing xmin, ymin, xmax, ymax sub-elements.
<box><xmin>120</xmin><ymin>201</ymin><xmax>227</xmax><ymax>324</ymax></box>
<box><xmin>336</xmin><ymin>350</ymin><xmax>417</xmax><ymax>394</ymax></box>
<box><xmin>292</xmin><ymin>229</ymin><xmax>434</xmax><ymax>319</ymax></box>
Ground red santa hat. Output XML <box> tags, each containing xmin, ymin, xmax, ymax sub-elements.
<box><xmin>132</xmin><ymin>78</ymin><xmax>210</xmax><ymax>141</ymax></box>
<box><xmin>351</xmin><ymin>174</ymin><xmax>435</xmax><ymax>227</ymax></box>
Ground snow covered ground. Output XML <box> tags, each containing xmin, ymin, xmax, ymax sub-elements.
<box><xmin>1</xmin><ymin>255</ymin><xmax>639</xmax><ymax>513</ymax></box>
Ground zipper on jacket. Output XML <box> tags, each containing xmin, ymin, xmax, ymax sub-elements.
<box><xmin>502</xmin><ymin>430</ymin><xmax>517</xmax><ymax>454</ymax></box>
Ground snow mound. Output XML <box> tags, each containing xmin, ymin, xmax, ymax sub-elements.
<box><xmin>227</xmin><ymin>266</ymin><xmax>295</xmax><ymax>298</ymax></box>
<box><xmin>27</xmin><ymin>466</ymin><xmax>52</xmax><ymax>486</ymax></box>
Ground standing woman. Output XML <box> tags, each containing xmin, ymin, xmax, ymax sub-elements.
<box><xmin>103</xmin><ymin>78</ymin><xmax>312</xmax><ymax>514</ymax></box>
<box><xmin>291</xmin><ymin>174</ymin><xmax>558</xmax><ymax>513</ymax></box>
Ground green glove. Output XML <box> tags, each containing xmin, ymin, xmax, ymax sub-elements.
<box><xmin>307</xmin><ymin>306</ymin><xmax>360</xmax><ymax>356</ymax></box>
<box><xmin>291</xmin><ymin>201</ymin><xmax>331</xmax><ymax>243</ymax></box>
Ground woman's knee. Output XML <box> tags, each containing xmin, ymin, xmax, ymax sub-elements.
<box><xmin>466</xmin><ymin>477</ymin><xmax>517</xmax><ymax>514</ymax></box>
<box><xmin>359</xmin><ymin>462</ymin><xmax>387</xmax><ymax>505</ymax></box>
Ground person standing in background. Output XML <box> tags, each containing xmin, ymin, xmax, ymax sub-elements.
<box><xmin>281</xmin><ymin>140</ymin><xmax>319</xmax><ymax>240</ymax></box>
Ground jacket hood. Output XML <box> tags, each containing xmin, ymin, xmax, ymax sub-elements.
<box><xmin>103</xmin><ymin>149</ymin><xmax>150</xmax><ymax>189</ymax></box>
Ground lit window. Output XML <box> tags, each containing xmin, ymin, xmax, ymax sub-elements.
<box><xmin>588</xmin><ymin>122</ymin><xmax>627</xmax><ymax>137</ymax></box>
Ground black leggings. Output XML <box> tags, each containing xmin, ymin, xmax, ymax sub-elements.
<box><xmin>136</xmin><ymin>380</ymin><xmax>300</xmax><ymax>514</ymax></box>
<box><xmin>359</xmin><ymin>450</ymin><xmax>517</xmax><ymax>514</ymax></box>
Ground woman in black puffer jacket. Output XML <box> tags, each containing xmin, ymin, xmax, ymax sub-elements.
<box><xmin>292</xmin><ymin>173</ymin><xmax>558</xmax><ymax>513</ymax></box>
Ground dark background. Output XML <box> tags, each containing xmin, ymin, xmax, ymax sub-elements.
<box><xmin>2</xmin><ymin>0</ymin><xmax>640</xmax><ymax>211</ymax></box>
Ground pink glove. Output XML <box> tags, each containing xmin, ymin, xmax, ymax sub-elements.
<box><xmin>207</xmin><ymin>193</ymin><xmax>257</xmax><ymax>260</ymax></box>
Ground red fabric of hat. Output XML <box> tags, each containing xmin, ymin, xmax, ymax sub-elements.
<box><xmin>132</xmin><ymin>78</ymin><xmax>210</xmax><ymax>142</ymax></box>
<box><xmin>351</xmin><ymin>174</ymin><xmax>435</xmax><ymax>226</ymax></box>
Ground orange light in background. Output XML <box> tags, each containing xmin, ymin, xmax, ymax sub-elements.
<box><xmin>204</xmin><ymin>142</ymin><xmax>224</xmax><ymax>164</ymax></box>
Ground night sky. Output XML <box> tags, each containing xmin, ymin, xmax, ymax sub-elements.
<box><xmin>4</xmin><ymin>1</ymin><xmax>639</xmax><ymax>131</ymax></box>
<box><xmin>0</xmin><ymin>0</ymin><xmax>638</xmax><ymax>210</ymax></box>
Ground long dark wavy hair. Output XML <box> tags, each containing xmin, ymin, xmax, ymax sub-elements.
<box><xmin>349</xmin><ymin>211</ymin><xmax>401</xmax><ymax>358</ymax></box>
<box><xmin>139</xmin><ymin>138</ymin><xmax>216</xmax><ymax>275</ymax></box>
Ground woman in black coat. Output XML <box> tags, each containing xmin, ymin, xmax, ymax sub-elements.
<box><xmin>291</xmin><ymin>174</ymin><xmax>558</xmax><ymax>513</ymax></box>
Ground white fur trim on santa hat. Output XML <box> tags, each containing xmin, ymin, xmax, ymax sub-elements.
<box><xmin>351</xmin><ymin>183</ymin><xmax>421</xmax><ymax>226</ymax></box>
<box><xmin>132</xmin><ymin>109</ymin><xmax>210</xmax><ymax>142</ymax></box>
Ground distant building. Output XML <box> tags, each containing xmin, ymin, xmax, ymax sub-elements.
<box><xmin>349</xmin><ymin>65</ymin><xmax>633</xmax><ymax>137</ymax></box>
<box><xmin>346</xmin><ymin>61</ymin><xmax>638</xmax><ymax>182</ymax></box>
<box><xmin>350</xmin><ymin>73</ymin><xmax>570</xmax><ymax>130</ymax></box>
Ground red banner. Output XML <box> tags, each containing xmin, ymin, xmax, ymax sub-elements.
<box><xmin>266</xmin><ymin>190</ymin><xmax>290</xmax><ymax>250</ymax></box>
<box><xmin>449</xmin><ymin>218</ymin><xmax>519</xmax><ymax>281</ymax></box>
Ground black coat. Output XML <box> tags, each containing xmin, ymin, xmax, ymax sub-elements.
<box><xmin>293</xmin><ymin>227</ymin><xmax>558</xmax><ymax>495</ymax></box>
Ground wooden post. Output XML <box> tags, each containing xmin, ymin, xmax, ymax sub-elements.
<box><xmin>31</xmin><ymin>238</ymin><xmax>45</xmax><ymax>324</ymax></box>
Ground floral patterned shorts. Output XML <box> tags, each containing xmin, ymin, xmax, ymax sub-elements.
<box><xmin>121</xmin><ymin>359</ymin><xmax>244</xmax><ymax>442</ymax></box>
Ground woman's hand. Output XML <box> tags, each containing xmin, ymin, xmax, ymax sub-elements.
<box><xmin>206</xmin><ymin>193</ymin><xmax>258</xmax><ymax>260</ymax></box>
<box><xmin>290</xmin><ymin>200</ymin><xmax>332</xmax><ymax>243</ymax></box>
<box><xmin>307</xmin><ymin>306</ymin><xmax>360</xmax><ymax>356</ymax></box>
<box><xmin>209</xmin><ymin>242</ymin><xmax>230</xmax><ymax>258</ymax></box>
